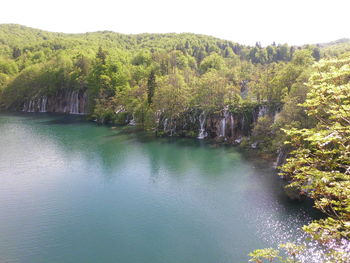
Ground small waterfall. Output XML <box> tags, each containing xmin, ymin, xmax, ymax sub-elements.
<box><xmin>39</xmin><ymin>96</ymin><xmax>47</xmax><ymax>112</ymax></box>
<box><xmin>69</xmin><ymin>90</ymin><xmax>79</xmax><ymax>114</ymax></box>
<box><xmin>129</xmin><ymin>114</ymin><xmax>136</xmax><ymax>126</ymax></box>
<box><xmin>28</xmin><ymin>100</ymin><xmax>34</xmax><ymax>112</ymax></box>
<box><xmin>81</xmin><ymin>92</ymin><xmax>88</xmax><ymax>114</ymax></box>
<box><xmin>219</xmin><ymin>118</ymin><xmax>225</xmax><ymax>137</ymax></box>
<box><xmin>21</xmin><ymin>89</ymin><xmax>88</xmax><ymax>114</ymax></box>
<box><xmin>163</xmin><ymin>118</ymin><xmax>168</xmax><ymax>132</ymax></box>
<box><xmin>274</xmin><ymin>149</ymin><xmax>286</xmax><ymax>169</ymax></box>
<box><xmin>235</xmin><ymin>137</ymin><xmax>243</xmax><ymax>144</ymax></box>
<box><xmin>22</xmin><ymin>102</ymin><xmax>27</xmax><ymax>112</ymax></box>
<box><xmin>198</xmin><ymin>111</ymin><xmax>207</xmax><ymax>139</ymax></box>
<box><xmin>230</xmin><ymin>113</ymin><xmax>235</xmax><ymax>138</ymax></box>
<box><xmin>219</xmin><ymin>108</ymin><xmax>229</xmax><ymax>137</ymax></box>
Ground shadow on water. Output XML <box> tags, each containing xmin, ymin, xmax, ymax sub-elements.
<box><xmin>240</xmin><ymin>149</ymin><xmax>324</xmax><ymax>220</ymax></box>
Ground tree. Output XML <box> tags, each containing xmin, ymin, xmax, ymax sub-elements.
<box><xmin>97</xmin><ymin>46</ymin><xmax>107</xmax><ymax>65</ymax></box>
<box><xmin>12</xmin><ymin>47</ymin><xmax>21</xmax><ymax>59</ymax></box>
<box><xmin>280</xmin><ymin>57</ymin><xmax>350</xmax><ymax>262</ymax></box>
<box><xmin>191</xmin><ymin>71</ymin><xmax>232</xmax><ymax>111</ymax></box>
<box><xmin>312</xmin><ymin>47</ymin><xmax>321</xmax><ymax>61</ymax></box>
<box><xmin>147</xmin><ymin>70</ymin><xmax>156</xmax><ymax>105</ymax></box>
<box><xmin>153</xmin><ymin>72</ymin><xmax>190</xmax><ymax>120</ymax></box>
<box><xmin>199</xmin><ymin>53</ymin><xmax>225</xmax><ymax>73</ymax></box>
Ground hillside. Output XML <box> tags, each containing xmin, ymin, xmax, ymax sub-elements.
<box><xmin>0</xmin><ymin>24</ymin><xmax>248</xmax><ymax>60</ymax></box>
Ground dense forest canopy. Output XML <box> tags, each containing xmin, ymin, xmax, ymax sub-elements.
<box><xmin>0</xmin><ymin>24</ymin><xmax>350</xmax><ymax>262</ymax></box>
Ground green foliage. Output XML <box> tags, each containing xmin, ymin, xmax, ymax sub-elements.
<box><xmin>199</xmin><ymin>53</ymin><xmax>225</xmax><ymax>73</ymax></box>
<box><xmin>153</xmin><ymin>72</ymin><xmax>190</xmax><ymax>119</ymax></box>
<box><xmin>147</xmin><ymin>70</ymin><xmax>156</xmax><ymax>105</ymax></box>
<box><xmin>250</xmin><ymin>56</ymin><xmax>350</xmax><ymax>263</ymax></box>
<box><xmin>192</xmin><ymin>71</ymin><xmax>237</xmax><ymax>111</ymax></box>
<box><xmin>249</xmin><ymin>243</ymin><xmax>305</xmax><ymax>263</ymax></box>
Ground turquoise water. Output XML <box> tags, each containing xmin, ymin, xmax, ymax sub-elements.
<box><xmin>0</xmin><ymin>113</ymin><xmax>318</xmax><ymax>263</ymax></box>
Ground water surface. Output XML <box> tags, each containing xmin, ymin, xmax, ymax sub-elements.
<box><xmin>0</xmin><ymin>113</ymin><xmax>318</xmax><ymax>263</ymax></box>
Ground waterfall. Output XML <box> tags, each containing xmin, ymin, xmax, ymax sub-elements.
<box><xmin>219</xmin><ymin>108</ymin><xmax>229</xmax><ymax>137</ymax></box>
<box><xmin>274</xmin><ymin>149</ymin><xmax>286</xmax><ymax>169</ymax></box>
<box><xmin>220</xmin><ymin>118</ymin><xmax>225</xmax><ymax>137</ymax></box>
<box><xmin>230</xmin><ymin>113</ymin><xmax>235</xmax><ymax>138</ymax></box>
<box><xmin>69</xmin><ymin>90</ymin><xmax>79</xmax><ymax>114</ymax></box>
<box><xmin>81</xmin><ymin>92</ymin><xmax>88</xmax><ymax>114</ymax></box>
<box><xmin>198</xmin><ymin>111</ymin><xmax>207</xmax><ymax>139</ymax></box>
<box><xmin>66</xmin><ymin>90</ymin><xmax>87</xmax><ymax>114</ymax></box>
<box><xmin>21</xmin><ymin>89</ymin><xmax>88</xmax><ymax>115</ymax></box>
<box><xmin>39</xmin><ymin>96</ymin><xmax>47</xmax><ymax>112</ymax></box>
<box><xmin>22</xmin><ymin>102</ymin><xmax>27</xmax><ymax>112</ymax></box>
<box><xmin>163</xmin><ymin>118</ymin><xmax>168</xmax><ymax>132</ymax></box>
<box><xmin>28</xmin><ymin>100</ymin><xmax>34</xmax><ymax>112</ymax></box>
<box><xmin>235</xmin><ymin>137</ymin><xmax>243</xmax><ymax>144</ymax></box>
<box><xmin>129</xmin><ymin>115</ymin><xmax>136</xmax><ymax>126</ymax></box>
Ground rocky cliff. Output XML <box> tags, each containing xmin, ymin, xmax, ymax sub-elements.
<box><xmin>21</xmin><ymin>89</ymin><xmax>88</xmax><ymax>114</ymax></box>
<box><xmin>155</xmin><ymin>104</ymin><xmax>280</xmax><ymax>143</ymax></box>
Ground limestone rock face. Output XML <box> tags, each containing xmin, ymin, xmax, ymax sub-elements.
<box><xmin>157</xmin><ymin>105</ymin><xmax>280</xmax><ymax>143</ymax></box>
<box><xmin>22</xmin><ymin>89</ymin><xmax>88</xmax><ymax>114</ymax></box>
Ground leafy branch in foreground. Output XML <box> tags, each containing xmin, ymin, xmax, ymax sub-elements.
<box><xmin>248</xmin><ymin>243</ymin><xmax>305</xmax><ymax>263</ymax></box>
<box><xmin>250</xmin><ymin>57</ymin><xmax>350</xmax><ymax>262</ymax></box>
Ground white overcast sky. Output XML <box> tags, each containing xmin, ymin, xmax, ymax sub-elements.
<box><xmin>1</xmin><ymin>0</ymin><xmax>349</xmax><ymax>46</ymax></box>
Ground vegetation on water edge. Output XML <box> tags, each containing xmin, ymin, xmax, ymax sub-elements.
<box><xmin>249</xmin><ymin>58</ymin><xmax>350</xmax><ymax>263</ymax></box>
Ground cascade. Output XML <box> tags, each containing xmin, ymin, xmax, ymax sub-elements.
<box><xmin>22</xmin><ymin>102</ymin><xmax>27</xmax><ymax>112</ymax></box>
<box><xmin>69</xmin><ymin>90</ymin><xmax>79</xmax><ymax>114</ymax></box>
<box><xmin>198</xmin><ymin>111</ymin><xmax>207</xmax><ymax>139</ymax></box>
<box><xmin>274</xmin><ymin>149</ymin><xmax>286</xmax><ymax>169</ymax></box>
<box><xmin>81</xmin><ymin>92</ymin><xmax>88</xmax><ymax>114</ymax></box>
<box><xmin>39</xmin><ymin>96</ymin><xmax>47</xmax><ymax>112</ymax></box>
<box><xmin>28</xmin><ymin>100</ymin><xmax>34</xmax><ymax>112</ymax></box>
<box><xmin>230</xmin><ymin>113</ymin><xmax>235</xmax><ymax>138</ymax></box>
<box><xmin>219</xmin><ymin>108</ymin><xmax>230</xmax><ymax>138</ymax></box>
<box><xmin>21</xmin><ymin>89</ymin><xmax>88</xmax><ymax>114</ymax></box>
<box><xmin>163</xmin><ymin>118</ymin><xmax>168</xmax><ymax>132</ymax></box>
<box><xmin>219</xmin><ymin>118</ymin><xmax>225</xmax><ymax>137</ymax></box>
<box><xmin>129</xmin><ymin>115</ymin><xmax>136</xmax><ymax>126</ymax></box>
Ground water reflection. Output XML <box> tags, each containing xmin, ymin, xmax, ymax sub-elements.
<box><xmin>0</xmin><ymin>113</ymin><xmax>322</xmax><ymax>263</ymax></box>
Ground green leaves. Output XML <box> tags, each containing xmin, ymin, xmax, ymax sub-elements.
<box><xmin>249</xmin><ymin>243</ymin><xmax>305</xmax><ymax>263</ymax></box>
<box><xmin>279</xmin><ymin>57</ymin><xmax>350</xmax><ymax>261</ymax></box>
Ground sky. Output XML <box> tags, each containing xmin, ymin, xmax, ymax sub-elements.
<box><xmin>1</xmin><ymin>0</ymin><xmax>349</xmax><ymax>46</ymax></box>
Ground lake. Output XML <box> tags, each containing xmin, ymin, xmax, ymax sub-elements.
<box><xmin>0</xmin><ymin>113</ymin><xmax>319</xmax><ymax>263</ymax></box>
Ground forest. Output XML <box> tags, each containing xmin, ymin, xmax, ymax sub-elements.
<box><xmin>0</xmin><ymin>24</ymin><xmax>349</xmax><ymax>262</ymax></box>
